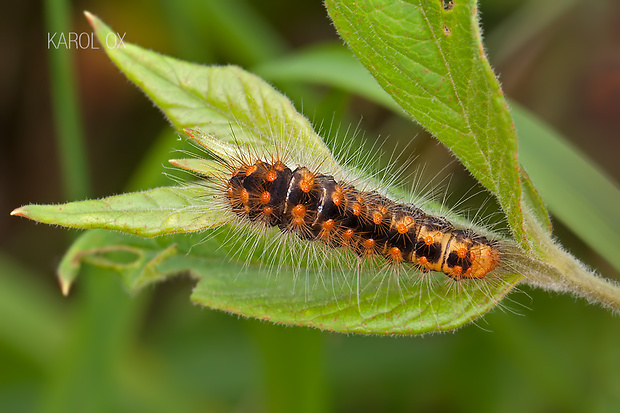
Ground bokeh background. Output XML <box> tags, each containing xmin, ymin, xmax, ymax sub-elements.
<box><xmin>2</xmin><ymin>0</ymin><xmax>619</xmax><ymax>412</ymax></box>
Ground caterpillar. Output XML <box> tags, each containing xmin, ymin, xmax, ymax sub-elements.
<box><xmin>178</xmin><ymin>129</ymin><xmax>502</xmax><ymax>283</ymax></box>
<box><xmin>225</xmin><ymin>159</ymin><xmax>499</xmax><ymax>281</ymax></box>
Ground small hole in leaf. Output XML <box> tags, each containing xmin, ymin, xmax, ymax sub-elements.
<box><xmin>442</xmin><ymin>0</ymin><xmax>454</xmax><ymax>11</ymax></box>
<box><xmin>443</xmin><ymin>24</ymin><xmax>451</xmax><ymax>36</ymax></box>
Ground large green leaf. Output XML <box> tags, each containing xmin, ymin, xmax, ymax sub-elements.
<box><xmin>325</xmin><ymin>0</ymin><xmax>548</xmax><ymax>249</ymax></box>
<box><xmin>57</xmin><ymin>230</ymin><xmax>522</xmax><ymax>335</ymax></box>
<box><xmin>84</xmin><ymin>12</ymin><xmax>337</xmax><ymax>170</ymax></box>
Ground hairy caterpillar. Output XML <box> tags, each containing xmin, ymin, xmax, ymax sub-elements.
<box><xmin>174</xmin><ymin>128</ymin><xmax>502</xmax><ymax>284</ymax></box>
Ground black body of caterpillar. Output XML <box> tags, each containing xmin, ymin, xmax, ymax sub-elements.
<box><xmin>225</xmin><ymin>160</ymin><xmax>500</xmax><ymax>280</ymax></box>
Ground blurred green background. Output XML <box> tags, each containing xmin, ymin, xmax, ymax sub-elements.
<box><xmin>2</xmin><ymin>0</ymin><xmax>619</xmax><ymax>412</ymax></box>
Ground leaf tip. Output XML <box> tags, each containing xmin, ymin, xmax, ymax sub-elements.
<box><xmin>10</xmin><ymin>206</ymin><xmax>27</xmax><ymax>218</ymax></box>
<box><xmin>59</xmin><ymin>277</ymin><xmax>73</xmax><ymax>297</ymax></box>
<box><xmin>83</xmin><ymin>11</ymin><xmax>97</xmax><ymax>27</ymax></box>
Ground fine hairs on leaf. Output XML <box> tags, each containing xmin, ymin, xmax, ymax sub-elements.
<box><xmin>10</xmin><ymin>2</ymin><xmax>620</xmax><ymax>335</ymax></box>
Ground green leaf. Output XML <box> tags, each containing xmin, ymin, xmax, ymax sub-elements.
<box><xmin>325</xmin><ymin>0</ymin><xmax>547</xmax><ymax>249</ymax></box>
<box><xmin>11</xmin><ymin>186</ymin><xmax>226</xmax><ymax>238</ymax></box>
<box><xmin>58</xmin><ymin>230</ymin><xmax>522</xmax><ymax>335</ymax></box>
<box><xmin>84</xmin><ymin>11</ymin><xmax>338</xmax><ymax>170</ymax></box>
<box><xmin>186</xmin><ymin>258</ymin><xmax>521</xmax><ymax>335</ymax></box>
<box><xmin>57</xmin><ymin>230</ymin><xmax>184</xmax><ymax>295</ymax></box>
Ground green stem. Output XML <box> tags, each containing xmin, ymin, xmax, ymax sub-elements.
<box><xmin>547</xmin><ymin>242</ymin><xmax>620</xmax><ymax>312</ymax></box>
<box><xmin>43</xmin><ymin>0</ymin><xmax>91</xmax><ymax>200</ymax></box>
<box><xmin>523</xmin><ymin>217</ymin><xmax>620</xmax><ymax>313</ymax></box>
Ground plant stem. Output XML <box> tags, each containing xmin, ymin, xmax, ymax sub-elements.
<box><xmin>548</xmin><ymin>242</ymin><xmax>620</xmax><ymax>313</ymax></box>
<box><xmin>523</xmin><ymin>218</ymin><xmax>620</xmax><ymax>313</ymax></box>
<box><xmin>43</xmin><ymin>0</ymin><xmax>91</xmax><ymax>200</ymax></box>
